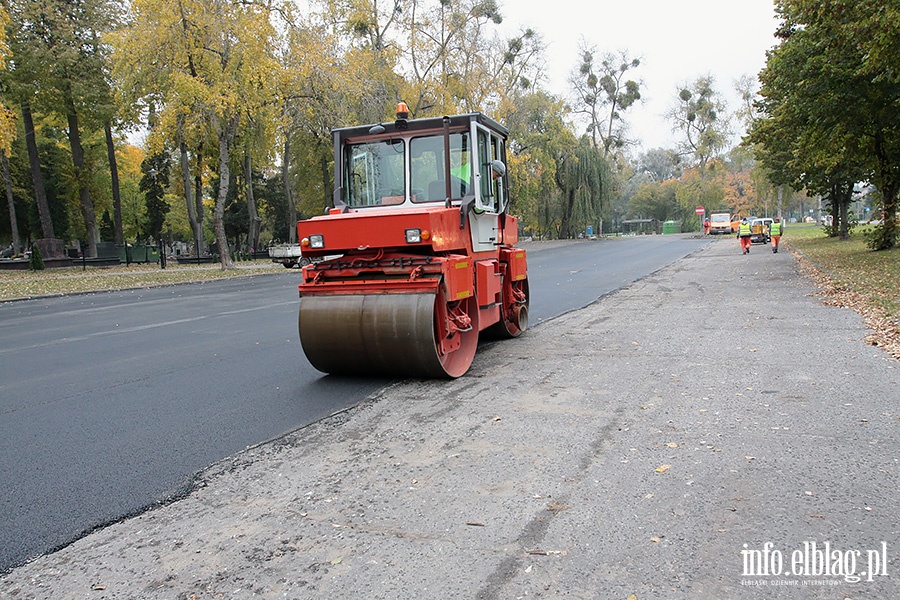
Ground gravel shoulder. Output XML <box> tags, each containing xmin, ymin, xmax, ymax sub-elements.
<box><xmin>2</xmin><ymin>238</ymin><xmax>898</xmax><ymax>599</ymax></box>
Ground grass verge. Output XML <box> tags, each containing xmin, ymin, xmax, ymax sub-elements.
<box><xmin>786</xmin><ymin>223</ymin><xmax>900</xmax><ymax>359</ymax></box>
<box><xmin>0</xmin><ymin>261</ymin><xmax>285</xmax><ymax>302</ymax></box>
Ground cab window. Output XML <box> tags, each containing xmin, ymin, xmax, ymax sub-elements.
<box><xmin>410</xmin><ymin>132</ymin><xmax>471</xmax><ymax>203</ymax></box>
<box><xmin>345</xmin><ymin>140</ymin><xmax>405</xmax><ymax>207</ymax></box>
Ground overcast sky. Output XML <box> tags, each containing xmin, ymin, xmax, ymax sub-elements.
<box><xmin>498</xmin><ymin>0</ymin><xmax>780</xmax><ymax>155</ymax></box>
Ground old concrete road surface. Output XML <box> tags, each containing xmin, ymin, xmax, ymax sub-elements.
<box><xmin>2</xmin><ymin>237</ymin><xmax>897</xmax><ymax>599</ymax></box>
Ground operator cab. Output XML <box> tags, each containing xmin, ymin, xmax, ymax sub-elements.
<box><xmin>335</xmin><ymin>104</ymin><xmax>509</xmax><ymax>220</ymax></box>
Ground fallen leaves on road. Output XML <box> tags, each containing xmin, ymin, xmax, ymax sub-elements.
<box><xmin>546</xmin><ymin>500</ymin><xmax>569</xmax><ymax>514</ymax></box>
<box><xmin>655</xmin><ymin>464</ymin><xmax>671</xmax><ymax>473</ymax></box>
<box><xmin>795</xmin><ymin>251</ymin><xmax>900</xmax><ymax>360</ymax></box>
<box><xmin>526</xmin><ymin>549</ymin><xmax>568</xmax><ymax>556</ymax></box>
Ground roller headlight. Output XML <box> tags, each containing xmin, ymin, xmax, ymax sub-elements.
<box><xmin>405</xmin><ymin>228</ymin><xmax>422</xmax><ymax>244</ymax></box>
<box><xmin>404</xmin><ymin>228</ymin><xmax>430</xmax><ymax>243</ymax></box>
<box><xmin>309</xmin><ymin>234</ymin><xmax>325</xmax><ymax>249</ymax></box>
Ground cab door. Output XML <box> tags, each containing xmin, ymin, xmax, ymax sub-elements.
<box><xmin>468</xmin><ymin>122</ymin><xmax>508</xmax><ymax>252</ymax></box>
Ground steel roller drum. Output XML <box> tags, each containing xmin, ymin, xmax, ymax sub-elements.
<box><xmin>299</xmin><ymin>292</ymin><xmax>467</xmax><ymax>378</ymax></box>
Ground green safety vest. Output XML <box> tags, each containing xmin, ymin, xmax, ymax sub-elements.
<box><xmin>770</xmin><ymin>221</ymin><xmax>782</xmax><ymax>235</ymax></box>
<box><xmin>450</xmin><ymin>162</ymin><xmax>471</xmax><ymax>182</ymax></box>
<box><xmin>738</xmin><ymin>222</ymin><xmax>751</xmax><ymax>236</ymax></box>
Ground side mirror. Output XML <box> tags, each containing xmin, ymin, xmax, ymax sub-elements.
<box><xmin>459</xmin><ymin>193</ymin><xmax>476</xmax><ymax>229</ymax></box>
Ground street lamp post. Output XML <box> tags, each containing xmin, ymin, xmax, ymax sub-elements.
<box><xmin>157</xmin><ymin>231</ymin><xmax>166</xmax><ymax>269</ymax></box>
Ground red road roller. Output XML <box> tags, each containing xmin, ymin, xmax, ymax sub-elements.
<box><xmin>296</xmin><ymin>105</ymin><xmax>528</xmax><ymax>378</ymax></box>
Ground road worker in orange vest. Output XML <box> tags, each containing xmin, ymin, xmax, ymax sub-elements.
<box><xmin>769</xmin><ymin>217</ymin><xmax>784</xmax><ymax>253</ymax></box>
<box><xmin>737</xmin><ymin>218</ymin><xmax>752</xmax><ymax>254</ymax></box>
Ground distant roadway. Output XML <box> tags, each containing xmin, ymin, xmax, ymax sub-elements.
<box><xmin>0</xmin><ymin>234</ymin><xmax>708</xmax><ymax>573</ymax></box>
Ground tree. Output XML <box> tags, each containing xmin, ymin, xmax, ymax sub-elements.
<box><xmin>7</xmin><ymin>0</ymin><xmax>121</xmax><ymax>257</ymax></box>
<box><xmin>116</xmin><ymin>144</ymin><xmax>146</xmax><ymax>242</ymax></box>
<box><xmin>734</xmin><ymin>74</ymin><xmax>760</xmax><ymax>133</ymax></box>
<box><xmin>569</xmin><ymin>45</ymin><xmax>641</xmax><ymax>156</ymax></box>
<box><xmin>675</xmin><ymin>163</ymin><xmax>726</xmax><ymax>229</ymax></box>
<box><xmin>555</xmin><ymin>135</ymin><xmax>610</xmax><ymax>238</ymax></box>
<box><xmin>629</xmin><ymin>181</ymin><xmax>674</xmax><ymax>224</ymax></box>
<box><xmin>748</xmin><ymin>3</ymin><xmax>868</xmax><ymax>240</ymax></box>
<box><xmin>0</xmin><ymin>3</ymin><xmax>21</xmax><ymax>254</ymax></box>
<box><xmin>29</xmin><ymin>241</ymin><xmax>43</xmax><ymax>270</ymax></box>
<box><xmin>3</xmin><ymin>9</ymin><xmax>56</xmax><ymax>240</ymax></box>
<box><xmin>101</xmin><ymin>125</ymin><xmax>122</xmax><ymax>245</ymax></box>
<box><xmin>173</xmin><ymin>113</ymin><xmax>206</xmax><ymax>256</ymax></box>
<box><xmin>140</xmin><ymin>152</ymin><xmax>170</xmax><ymax>242</ymax></box>
<box><xmin>112</xmin><ymin>0</ymin><xmax>285</xmax><ymax>269</ymax></box>
<box><xmin>635</xmin><ymin>148</ymin><xmax>682</xmax><ymax>183</ymax></box>
<box><xmin>668</xmin><ymin>75</ymin><xmax>730</xmax><ymax>174</ymax></box>
<box><xmin>402</xmin><ymin>0</ymin><xmax>505</xmax><ymax>116</ymax></box>
<box><xmin>750</xmin><ymin>0</ymin><xmax>900</xmax><ymax>249</ymax></box>
<box><xmin>503</xmin><ymin>89</ymin><xmax>572</xmax><ymax>238</ymax></box>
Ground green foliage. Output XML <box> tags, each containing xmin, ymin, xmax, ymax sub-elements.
<box><xmin>569</xmin><ymin>47</ymin><xmax>641</xmax><ymax>156</ymax></box>
<box><xmin>668</xmin><ymin>76</ymin><xmax>730</xmax><ymax>172</ymax></box>
<box><xmin>750</xmin><ymin>0</ymin><xmax>900</xmax><ymax>250</ymax></box>
<box><xmin>555</xmin><ymin>136</ymin><xmax>611</xmax><ymax>238</ymax></box>
<box><xmin>629</xmin><ymin>181</ymin><xmax>674</xmax><ymax>223</ymax></box>
<box><xmin>5</xmin><ymin>0</ymin><xmax>790</xmax><ymax>247</ymax></box>
<box><xmin>100</xmin><ymin>209</ymin><xmax>115</xmax><ymax>241</ymax></box>
<box><xmin>29</xmin><ymin>242</ymin><xmax>43</xmax><ymax>270</ymax></box>
<box><xmin>5</xmin><ymin>0</ymin><xmax>119</xmax><ymax>116</ymax></box>
<box><xmin>496</xmin><ymin>90</ymin><xmax>572</xmax><ymax>238</ymax></box>
<box><xmin>140</xmin><ymin>153</ymin><xmax>170</xmax><ymax>241</ymax></box>
<box><xmin>5</xmin><ymin>0</ymin><xmax>121</xmax><ymax>255</ymax></box>
<box><xmin>24</xmin><ymin>126</ymin><xmax>72</xmax><ymax>241</ymax></box>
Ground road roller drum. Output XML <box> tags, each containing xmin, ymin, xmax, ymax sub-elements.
<box><xmin>299</xmin><ymin>290</ymin><xmax>479</xmax><ymax>378</ymax></box>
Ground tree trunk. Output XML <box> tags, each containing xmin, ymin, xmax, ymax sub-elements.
<box><xmin>321</xmin><ymin>151</ymin><xmax>330</xmax><ymax>209</ymax></box>
<box><xmin>826</xmin><ymin>186</ymin><xmax>839</xmax><ymax>238</ymax></box>
<box><xmin>245</xmin><ymin>150</ymin><xmax>261</xmax><ymax>252</ymax></box>
<box><xmin>828</xmin><ymin>182</ymin><xmax>853</xmax><ymax>241</ymax></box>
<box><xmin>21</xmin><ymin>102</ymin><xmax>55</xmax><ymax>239</ymax></box>
<box><xmin>871</xmin><ymin>130</ymin><xmax>899</xmax><ymax>250</ymax></box>
<box><xmin>105</xmin><ymin>121</ymin><xmax>124</xmax><ymax>246</ymax></box>
<box><xmin>878</xmin><ymin>184</ymin><xmax>899</xmax><ymax>251</ymax></box>
<box><xmin>65</xmin><ymin>96</ymin><xmax>98</xmax><ymax>257</ymax></box>
<box><xmin>178</xmin><ymin>129</ymin><xmax>200</xmax><ymax>255</ymax></box>
<box><xmin>559</xmin><ymin>189</ymin><xmax>575</xmax><ymax>239</ymax></box>
<box><xmin>839</xmin><ymin>197</ymin><xmax>849</xmax><ymax>240</ymax></box>
<box><xmin>777</xmin><ymin>185</ymin><xmax>784</xmax><ymax>220</ymax></box>
<box><xmin>2</xmin><ymin>150</ymin><xmax>21</xmax><ymax>254</ymax></box>
<box><xmin>283</xmin><ymin>136</ymin><xmax>297</xmax><ymax>243</ymax></box>
<box><xmin>884</xmin><ymin>192</ymin><xmax>898</xmax><ymax>248</ymax></box>
<box><xmin>214</xmin><ymin>115</ymin><xmax>239</xmax><ymax>270</ymax></box>
<box><xmin>194</xmin><ymin>142</ymin><xmax>206</xmax><ymax>256</ymax></box>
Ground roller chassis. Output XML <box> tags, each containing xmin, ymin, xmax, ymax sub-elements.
<box><xmin>298</xmin><ymin>242</ymin><xmax>528</xmax><ymax>378</ymax></box>
<box><xmin>296</xmin><ymin>109</ymin><xmax>528</xmax><ymax>378</ymax></box>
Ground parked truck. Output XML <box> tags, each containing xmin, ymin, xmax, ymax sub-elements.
<box><xmin>268</xmin><ymin>243</ymin><xmax>310</xmax><ymax>268</ymax></box>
